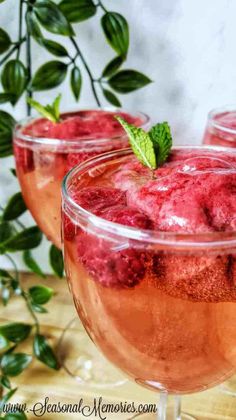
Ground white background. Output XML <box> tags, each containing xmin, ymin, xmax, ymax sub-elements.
<box><xmin>1</xmin><ymin>0</ymin><xmax>236</xmax><ymax>272</ymax></box>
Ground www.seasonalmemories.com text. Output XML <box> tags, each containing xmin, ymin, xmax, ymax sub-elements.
<box><xmin>2</xmin><ymin>396</ymin><xmax>158</xmax><ymax>419</ymax></box>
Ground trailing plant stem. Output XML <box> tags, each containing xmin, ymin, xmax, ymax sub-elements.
<box><xmin>16</xmin><ymin>0</ymin><xmax>24</xmax><ymax>60</ymax></box>
<box><xmin>70</xmin><ymin>37</ymin><xmax>101</xmax><ymax>107</ymax></box>
<box><xmin>5</xmin><ymin>254</ymin><xmax>40</xmax><ymax>334</ymax></box>
<box><xmin>26</xmin><ymin>9</ymin><xmax>32</xmax><ymax>116</ymax></box>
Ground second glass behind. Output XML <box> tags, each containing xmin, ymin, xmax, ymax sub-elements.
<box><xmin>13</xmin><ymin>108</ymin><xmax>149</xmax><ymax>388</ymax></box>
<box><xmin>203</xmin><ymin>105</ymin><xmax>236</xmax><ymax>148</ymax></box>
<box><xmin>14</xmin><ymin>108</ymin><xmax>149</xmax><ymax>249</ymax></box>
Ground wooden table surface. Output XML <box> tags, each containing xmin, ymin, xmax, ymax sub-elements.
<box><xmin>1</xmin><ymin>273</ymin><xmax>236</xmax><ymax>420</ymax></box>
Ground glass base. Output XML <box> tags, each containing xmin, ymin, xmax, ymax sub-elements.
<box><xmin>220</xmin><ymin>375</ymin><xmax>236</xmax><ymax>396</ymax></box>
<box><xmin>57</xmin><ymin>317</ymin><xmax>127</xmax><ymax>388</ymax></box>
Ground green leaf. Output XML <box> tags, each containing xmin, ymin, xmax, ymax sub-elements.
<box><xmin>102</xmin><ymin>88</ymin><xmax>121</xmax><ymax>107</ymax></box>
<box><xmin>109</xmin><ymin>70</ymin><xmax>152</xmax><ymax>93</ymax></box>
<box><xmin>29</xmin><ymin>285</ymin><xmax>53</xmax><ymax>305</ymax></box>
<box><xmin>101</xmin><ymin>12</ymin><xmax>129</xmax><ymax>58</ymax></box>
<box><xmin>59</xmin><ymin>0</ymin><xmax>96</xmax><ymax>23</ymax></box>
<box><xmin>23</xmin><ymin>250</ymin><xmax>45</xmax><ymax>278</ymax></box>
<box><xmin>33</xmin><ymin>334</ymin><xmax>59</xmax><ymax>370</ymax></box>
<box><xmin>41</xmin><ymin>39</ymin><xmax>68</xmax><ymax>57</ymax></box>
<box><xmin>31</xmin><ymin>61</ymin><xmax>67</xmax><ymax>91</ymax></box>
<box><xmin>70</xmin><ymin>67</ymin><xmax>82</xmax><ymax>101</ymax></box>
<box><xmin>0</xmin><ymin>111</ymin><xmax>15</xmax><ymax>157</ymax></box>
<box><xmin>30</xmin><ymin>303</ymin><xmax>48</xmax><ymax>313</ymax></box>
<box><xmin>102</xmin><ymin>56</ymin><xmax>123</xmax><ymax>78</ymax></box>
<box><xmin>0</xmin><ymin>334</ymin><xmax>9</xmax><ymax>351</ymax></box>
<box><xmin>149</xmin><ymin>122</ymin><xmax>173</xmax><ymax>166</ymax></box>
<box><xmin>0</xmin><ymin>323</ymin><xmax>31</xmax><ymax>343</ymax></box>
<box><xmin>0</xmin><ymin>28</ymin><xmax>11</xmax><ymax>55</ymax></box>
<box><xmin>0</xmin><ymin>93</ymin><xmax>15</xmax><ymax>104</ymax></box>
<box><xmin>1</xmin><ymin>60</ymin><xmax>27</xmax><ymax>104</ymax></box>
<box><xmin>2</xmin><ymin>192</ymin><xmax>27</xmax><ymax>221</ymax></box>
<box><xmin>10</xmin><ymin>168</ymin><xmax>17</xmax><ymax>177</ymax></box>
<box><xmin>26</xmin><ymin>11</ymin><xmax>43</xmax><ymax>40</ymax></box>
<box><xmin>0</xmin><ymin>222</ymin><xmax>14</xmax><ymax>245</ymax></box>
<box><xmin>4</xmin><ymin>413</ymin><xmax>27</xmax><ymax>420</ymax></box>
<box><xmin>27</xmin><ymin>94</ymin><xmax>62</xmax><ymax>123</ymax></box>
<box><xmin>116</xmin><ymin>116</ymin><xmax>156</xmax><ymax>169</ymax></box>
<box><xmin>34</xmin><ymin>0</ymin><xmax>74</xmax><ymax>36</ymax></box>
<box><xmin>0</xmin><ymin>110</ymin><xmax>15</xmax><ymax>132</ymax></box>
<box><xmin>1</xmin><ymin>353</ymin><xmax>32</xmax><ymax>377</ymax></box>
<box><xmin>49</xmin><ymin>245</ymin><xmax>64</xmax><ymax>278</ymax></box>
<box><xmin>1</xmin><ymin>226</ymin><xmax>42</xmax><ymax>253</ymax></box>
<box><xmin>0</xmin><ymin>269</ymin><xmax>13</xmax><ymax>279</ymax></box>
<box><xmin>0</xmin><ymin>375</ymin><xmax>11</xmax><ymax>389</ymax></box>
<box><xmin>0</xmin><ymin>388</ymin><xmax>17</xmax><ymax>412</ymax></box>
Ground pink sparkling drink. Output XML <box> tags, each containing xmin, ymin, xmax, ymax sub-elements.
<box><xmin>62</xmin><ymin>147</ymin><xmax>236</xmax><ymax>395</ymax></box>
<box><xmin>13</xmin><ymin>109</ymin><xmax>149</xmax><ymax>248</ymax></box>
<box><xmin>203</xmin><ymin>106</ymin><xmax>236</xmax><ymax>147</ymax></box>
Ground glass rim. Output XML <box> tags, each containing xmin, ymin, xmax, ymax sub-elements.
<box><xmin>62</xmin><ymin>145</ymin><xmax>236</xmax><ymax>250</ymax></box>
<box><xmin>208</xmin><ymin>105</ymin><xmax>236</xmax><ymax>137</ymax></box>
<box><xmin>13</xmin><ymin>107</ymin><xmax>150</xmax><ymax>148</ymax></box>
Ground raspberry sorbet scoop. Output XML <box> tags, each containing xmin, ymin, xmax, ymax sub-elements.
<box><xmin>66</xmin><ymin>148</ymin><xmax>236</xmax><ymax>302</ymax></box>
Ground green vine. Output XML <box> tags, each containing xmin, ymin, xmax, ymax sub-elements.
<box><xmin>0</xmin><ymin>0</ymin><xmax>151</xmax><ymax>417</ymax></box>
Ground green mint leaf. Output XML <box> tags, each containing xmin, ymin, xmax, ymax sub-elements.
<box><xmin>33</xmin><ymin>334</ymin><xmax>59</xmax><ymax>370</ymax></box>
<box><xmin>1</xmin><ymin>353</ymin><xmax>32</xmax><ymax>377</ymax></box>
<box><xmin>149</xmin><ymin>122</ymin><xmax>173</xmax><ymax>166</ymax></box>
<box><xmin>29</xmin><ymin>285</ymin><xmax>53</xmax><ymax>305</ymax></box>
<box><xmin>0</xmin><ymin>323</ymin><xmax>31</xmax><ymax>343</ymax></box>
<box><xmin>49</xmin><ymin>245</ymin><xmax>64</xmax><ymax>278</ymax></box>
<box><xmin>27</xmin><ymin>94</ymin><xmax>62</xmax><ymax>123</ymax></box>
<box><xmin>115</xmin><ymin>116</ymin><xmax>156</xmax><ymax>169</ymax></box>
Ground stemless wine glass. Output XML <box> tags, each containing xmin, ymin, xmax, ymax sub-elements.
<box><xmin>203</xmin><ymin>105</ymin><xmax>236</xmax><ymax>147</ymax></box>
<box><xmin>62</xmin><ymin>147</ymin><xmax>236</xmax><ymax>419</ymax></box>
<box><xmin>203</xmin><ymin>105</ymin><xmax>236</xmax><ymax>396</ymax></box>
<box><xmin>13</xmin><ymin>108</ymin><xmax>150</xmax><ymax>387</ymax></box>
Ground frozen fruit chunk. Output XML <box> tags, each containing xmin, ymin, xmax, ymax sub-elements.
<box><xmin>152</xmin><ymin>253</ymin><xmax>236</xmax><ymax>302</ymax></box>
<box><xmin>72</xmin><ymin>187</ymin><xmax>127</xmax><ymax>215</ymax></box>
<box><xmin>14</xmin><ymin>144</ymin><xmax>34</xmax><ymax>174</ymax></box>
<box><xmin>77</xmin><ymin>205</ymin><xmax>153</xmax><ymax>287</ymax></box>
<box><xmin>100</xmin><ymin>205</ymin><xmax>153</xmax><ymax>230</ymax></box>
<box><xmin>124</xmin><ymin>154</ymin><xmax>236</xmax><ymax>233</ymax></box>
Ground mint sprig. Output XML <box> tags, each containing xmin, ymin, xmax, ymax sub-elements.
<box><xmin>27</xmin><ymin>94</ymin><xmax>62</xmax><ymax>123</ymax></box>
<box><xmin>116</xmin><ymin>117</ymin><xmax>172</xmax><ymax>169</ymax></box>
<box><xmin>149</xmin><ymin>122</ymin><xmax>172</xmax><ymax>166</ymax></box>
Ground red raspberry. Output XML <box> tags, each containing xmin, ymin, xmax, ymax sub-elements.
<box><xmin>77</xmin><ymin>204</ymin><xmax>153</xmax><ymax>288</ymax></box>
<box><xmin>64</xmin><ymin>187</ymin><xmax>127</xmax><ymax>242</ymax></box>
<box><xmin>72</xmin><ymin>187</ymin><xmax>126</xmax><ymax>214</ymax></box>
